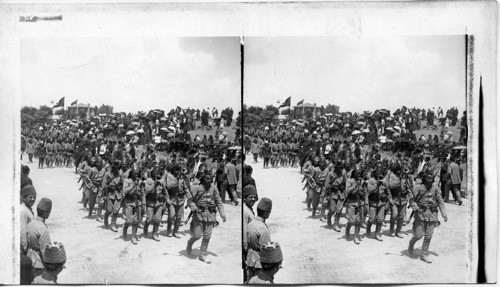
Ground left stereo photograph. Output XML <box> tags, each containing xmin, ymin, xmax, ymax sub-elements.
<box><xmin>19</xmin><ymin>37</ymin><xmax>243</xmax><ymax>284</ymax></box>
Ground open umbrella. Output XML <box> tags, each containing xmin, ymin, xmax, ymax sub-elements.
<box><xmin>126</xmin><ymin>130</ymin><xmax>135</xmax><ymax>135</ymax></box>
<box><xmin>160</xmin><ymin>127</ymin><xmax>168</xmax><ymax>131</ymax></box>
<box><xmin>393</xmin><ymin>126</ymin><xmax>401</xmax><ymax>131</ymax></box>
<box><xmin>386</xmin><ymin>127</ymin><xmax>395</xmax><ymax>132</ymax></box>
<box><xmin>118</xmin><ymin>124</ymin><xmax>124</xmax><ymax>128</ymax></box>
<box><xmin>362</xmin><ymin>128</ymin><xmax>370</xmax><ymax>133</ymax></box>
<box><xmin>136</xmin><ymin>129</ymin><xmax>144</xmax><ymax>133</ymax></box>
<box><xmin>344</xmin><ymin>123</ymin><xmax>350</xmax><ymax>128</ymax></box>
<box><xmin>352</xmin><ymin>130</ymin><xmax>361</xmax><ymax>135</ymax></box>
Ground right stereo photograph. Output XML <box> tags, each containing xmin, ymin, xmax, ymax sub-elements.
<box><xmin>241</xmin><ymin>36</ymin><xmax>469</xmax><ymax>284</ymax></box>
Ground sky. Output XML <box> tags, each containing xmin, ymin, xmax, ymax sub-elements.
<box><xmin>244</xmin><ymin>36</ymin><xmax>466</xmax><ymax>114</ymax></box>
<box><xmin>21</xmin><ymin>37</ymin><xmax>241</xmax><ymax>113</ymax></box>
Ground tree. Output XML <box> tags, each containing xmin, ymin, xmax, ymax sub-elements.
<box><xmin>247</xmin><ymin>105</ymin><xmax>263</xmax><ymax>115</ymax></box>
<box><xmin>280</xmin><ymin>108</ymin><xmax>291</xmax><ymax>116</ymax></box>
<box><xmin>39</xmin><ymin>105</ymin><xmax>53</xmax><ymax>116</ymax></box>
<box><xmin>220</xmin><ymin>107</ymin><xmax>234</xmax><ymax>126</ymax></box>
<box><xmin>325</xmin><ymin>104</ymin><xmax>340</xmax><ymax>115</ymax></box>
<box><xmin>265</xmin><ymin>105</ymin><xmax>279</xmax><ymax>115</ymax></box>
<box><xmin>54</xmin><ymin>108</ymin><xmax>65</xmax><ymax>116</ymax></box>
<box><xmin>260</xmin><ymin>110</ymin><xmax>276</xmax><ymax>124</ymax></box>
<box><xmin>97</xmin><ymin>104</ymin><xmax>114</xmax><ymax>115</ymax></box>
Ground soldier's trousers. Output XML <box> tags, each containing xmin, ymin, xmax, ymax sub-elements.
<box><xmin>167</xmin><ymin>204</ymin><xmax>184</xmax><ymax>224</ymax></box>
<box><xmin>106</xmin><ymin>197</ymin><xmax>121</xmax><ymax>214</ymax></box>
<box><xmin>368</xmin><ymin>204</ymin><xmax>386</xmax><ymax>224</ymax></box>
<box><xmin>124</xmin><ymin>205</ymin><xmax>139</xmax><ymax>225</ymax></box>
<box><xmin>411</xmin><ymin>214</ymin><xmax>436</xmax><ymax>253</ymax></box>
<box><xmin>146</xmin><ymin>205</ymin><xmax>163</xmax><ymax>224</ymax></box>
<box><xmin>88</xmin><ymin>190</ymin><xmax>98</xmax><ymax>214</ymax></box>
<box><xmin>390</xmin><ymin>204</ymin><xmax>407</xmax><ymax>222</ymax></box>
<box><xmin>347</xmin><ymin>204</ymin><xmax>361</xmax><ymax>225</ymax></box>
<box><xmin>311</xmin><ymin>190</ymin><xmax>321</xmax><ymax>215</ymax></box>
<box><xmin>190</xmin><ymin>216</ymin><xmax>214</xmax><ymax>240</ymax></box>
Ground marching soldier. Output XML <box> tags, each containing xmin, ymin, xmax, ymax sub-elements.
<box><xmin>103</xmin><ymin>161</ymin><xmax>123</xmax><ymax>232</ymax></box>
<box><xmin>388</xmin><ymin>166</ymin><xmax>412</xmax><ymax>238</ymax></box>
<box><xmin>345</xmin><ymin>170</ymin><xmax>365</xmax><ymax>244</ymax></box>
<box><xmin>122</xmin><ymin>169</ymin><xmax>141</xmax><ymax>244</ymax></box>
<box><xmin>88</xmin><ymin>159</ymin><xmax>106</xmax><ymax>219</ymax></box>
<box><xmin>186</xmin><ymin>170</ymin><xmax>226</xmax><ymax>263</ymax></box>
<box><xmin>365</xmin><ymin>170</ymin><xmax>392</xmax><ymax>241</ymax></box>
<box><xmin>408</xmin><ymin>170</ymin><xmax>447</xmax><ymax>263</ymax></box>
<box><xmin>165</xmin><ymin>165</ymin><xmax>190</xmax><ymax>238</ymax></box>
<box><xmin>144</xmin><ymin>169</ymin><xmax>168</xmax><ymax>241</ymax></box>
<box><xmin>325</xmin><ymin>168</ymin><xmax>345</xmax><ymax>232</ymax></box>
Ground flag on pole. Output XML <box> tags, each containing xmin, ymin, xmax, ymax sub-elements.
<box><xmin>278</xmin><ymin>97</ymin><xmax>291</xmax><ymax>108</ymax></box>
<box><xmin>53</xmin><ymin>97</ymin><xmax>65</xmax><ymax>108</ymax></box>
<box><xmin>71</xmin><ymin>99</ymin><xmax>78</xmax><ymax>105</ymax></box>
<box><xmin>297</xmin><ymin>99</ymin><xmax>304</xmax><ymax>105</ymax></box>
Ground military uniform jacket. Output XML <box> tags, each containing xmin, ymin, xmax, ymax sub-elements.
<box><xmin>410</xmin><ymin>183</ymin><xmax>447</xmax><ymax>222</ymax></box>
<box><xmin>245</xmin><ymin>216</ymin><xmax>271</xmax><ymax>269</ymax></box>
<box><xmin>366</xmin><ymin>178</ymin><xmax>392</xmax><ymax>207</ymax></box>
<box><xmin>312</xmin><ymin>167</ymin><xmax>328</xmax><ymax>192</ymax></box>
<box><xmin>89</xmin><ymin>167</ymin><xmax>106</xmax><ymax>193</ymax></box>
<box><xmin>388</xmin><ymin>173</ymin><xmax>411</xmax><ymax>205</ymax></box>
<box><xmin>166</xmin><ymin>173</ymin><xmax>189</xmax><ymax>206</ymax></box>
<box><xmin>123</xmin><ymin>178</ymin><xmax>139</xmax><ymax>206</ymax></box>
<box><xmin>345</xmin><ymin>178</ymin><xmax>365</xmax><ymax>205</ymax></box>
<box><xmin>104</xmin><ymin>173</ymin><xmax>123</xmax><ymax>200</ymax></box>
<box><xmin>145</xmin><ymin>178</ymin><xmax>168</xmax><ymax>207</ymax></box>
<box><xmin>325</xmin><ymin>172</ymin><xmax>345</xmax><ymax>200</ymax></box>
<box><xmin>187</xmin><ymin>183</ymin><xmax>225</xmax><ymax>222</ymax></box>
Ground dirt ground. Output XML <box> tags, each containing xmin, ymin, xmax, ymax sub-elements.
<box><xmin>22</xmin><ymin>157</ymin><xmax>242</xmax><ymax>284</ymax></box>
<box><xmin>248</xmin><ymin>160</ymin><xmax>468</xmax><ymax>284</ymax></box>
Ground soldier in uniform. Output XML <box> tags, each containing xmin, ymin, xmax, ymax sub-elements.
<box><xmin>88</xmin><ymin>159</ymin><xmax>106</xmax><ymax>219</ymax></box>
<box><xmin>144</xmin><ymin>169</ymin><xmax>168</xmax><ymax>241</ymax></box>
<box><xmin>388</xmin><ymin>166</ymin><xmax>412</xmax><ymax>238</ymax></box>
<box><xmin>365</xmin><ymin>170</ymin><xmax>392</xmax><ymax>241</ymax></box>
<box><xmin>242</xmin><ymin>185</ymin><xmax>258</xmax><ymax>282</ymax></box>
<box><xmin>345</xmin><ymin>170</ymin><xmax>365</xmax><ymax>244</ymax></box>
<box><xmin>311</xmin><ymin>160</ymin><xmax>328</xmax><ymax>218</ymax></box>
<box><xmin>165</xmin><ymin>165</ymin><xmax>190</xmax><ymax>238</ymax></box>
<box><xmin>103</xmin><ymin>161</ymin><xmax>123</xmax><ymax>232</ymax></box>
<box><xmin>79</xmin><ymin>157</ymin><xmax>94</xmax><ymax>211</ymax></box>
<box><xmin>408</xmin><ymin>170</ymin><xmax>447</xmax><ymax>263</ymax></box>
<box><xmin>122</xmin><ymin>169</ymin><xmax>141</xmax><ymax>244</ymax></box>
<box><xmin>26</xmin><ymin>198</ymin><xmax>52</xmax><ymax>277</ymax></box>
<box><xmin>186</xmin><ymin>170</ymin><xmax>226</xmax><ymax>262</ymax></box>
<box><xmin>325</xmin><ymin>168</ymin><xmax>345</xmax><ymax>232</ymax></box>
<box><xmin>245</xmin><ymin>198</ymin><xmax>272</xmax><ymax>278</ymax></box>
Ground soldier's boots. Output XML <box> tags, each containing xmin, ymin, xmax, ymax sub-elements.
<box><xmin>419</xmin><ymin>238</ymin><xmax>432</xmax><ymax>263</ymax></box>
<box><xmin>138</xmin><ymin>221</ymin><xmax>144</xmax><ymax>229</ymax></box>
<box><xmin>420</xmin><ymin>254</ymin><xmax>432</xmax><ymax>263</ymax></box>
<box><xmin>198</xmin><ymin>238</ymin><xmax>211</xmax><ymax>263</ymax></box>
<box><xmin>390</xmin><ymin>221</ymin><xmax>396</xmax><ymax>237</ymax></box>
<box><xmin>366</xmin><ymin>222</ymin><xmax>372</xmax><ymax>236</ymax></box>
<box><xmin>172</xmin><ymin>221</ymin><xmax>181</xmax><ymax>238</ymax></box>
<box><xmin>96</xmin><ymin>208</ymin><xmax>103</xmax><ymax>222</ymax></box>
<box><xmin>345</xmin><ymin>224</ymin><xmax>352</xmax><ymax>241</ymax></box>
<box><xmin>375</xmin><ymin>223</ymin><xmax>383</xmax><ymax>241</ymax></box>
<box><xmin>354</xmin><ymin>225</ymin><xmax>362</xmax><ymax>243</ymax></box>
<box><xmin>166</xmin><ymin>221</ymin><xmax>173</xmax><ymax>237</ymax></box>
<box><xmin>123</xmin><ymin>223</ymin><xmax>130</xmax><ymax>241</ymax></box>
<box><xmin>333</xmin><ymin>214</ymin><xmax>341</xmax><ymax>232</ymax></box>
<box><xmin>104</xmin><ymin>211</ymin><xmax>110</xmax><ymax>228</ymax></box>
<box><xmin>143</xmin><ymin>222</ymin><xmax>150</xmax><ymax>237</ymax></box>
<box><xmin>131</xmin><ymin>226</ymin><xmax>138</xmax><ymax>245</ymax></box>
<box><xmin>186</xmin><ymin>237</ymin><xmax>196</xmax><ymax>256</ymax></box>
<box><xmin>110</xmin><ymin>215</ymin><xmax>118</xmax><ymax>232</ymax></box>
<box><xmin>152</xmin><ymin>223</ymin><xmax>160</xmax><ymax>241</ymax></box>
<box><xmin>326</xmin><ymin>210</ymin><xmax>334</xmax><ymax>227</ymax></box>
<box><xmin>360</xmin><ymin>219</ymin><xmax>367</xmax><ymax>229</ymax></box>
<box><xmin>408</xmin><ymin>237</ymin><xmax>417</xmax><ymax>256</ymax></box>
<box><xmin>395</xmin><ymin>221</ymin><xmax>404</xmax><ymax>238</ymax></box>
<box><xmin>307</xmin><ymin>198</ymin><xmax>312</xmax><ymax>210</ymax></box>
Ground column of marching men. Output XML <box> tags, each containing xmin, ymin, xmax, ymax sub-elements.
<box><xmin>75</xmin><ymin>145</ymin><xmax>241</xmax><ymax>263</ymax></box>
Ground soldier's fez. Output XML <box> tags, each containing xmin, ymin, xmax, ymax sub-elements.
<box><xmin>257</xmin><ymin>198</ymin><xmax>272</xmax><ymax>212</ymax></box>
<box><xmin>260</xmin><ymin>241</ymin><xmax>283</xmax><ymax>264</ymax></box>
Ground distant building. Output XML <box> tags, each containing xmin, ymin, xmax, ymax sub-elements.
<box><xmin>292</xmin><ymin>103</ymin><xmax>324</xmax><ymax>119</ymax></box>
<box><xmin>67</xmin><ymin>103</ymin><xmax>96</xmax><ymax>119</ymax></box>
